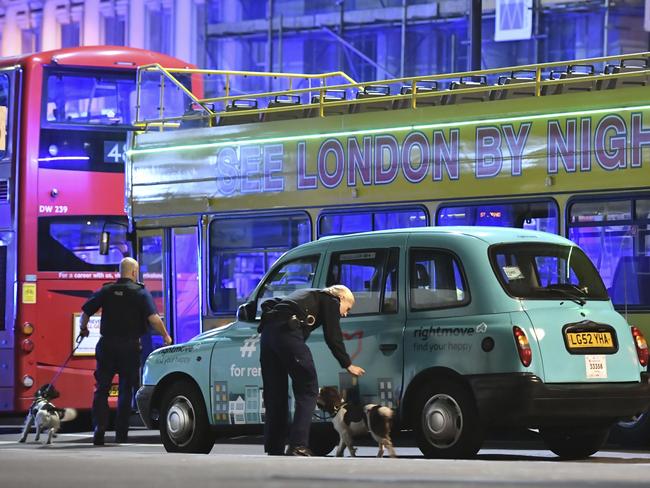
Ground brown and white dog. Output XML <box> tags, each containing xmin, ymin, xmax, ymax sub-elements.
<box><xmin>316</xmin><ymin>386</ymin><xmax>396</xmax><ymax>458</ymax></box>
<box><xmin>18</xmin><ymin>384</ymin><xmax>77</xmax><ymax>445</ymax></box>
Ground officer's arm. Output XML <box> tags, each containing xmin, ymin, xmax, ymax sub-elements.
<box><xmin>79</xmin><ymin>312</ymin><xmax>90</xmax><ymax>338</ymax></box>
<box><xmin>148</xmin><ymin>314</ymin><xmax>172</xmax><ymax>346</ymax></box>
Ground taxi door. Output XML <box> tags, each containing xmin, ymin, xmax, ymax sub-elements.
<box><xmin>309</xmin><ymin>234</ymin><xmax>406</xmax><ymax>409</ymax></box>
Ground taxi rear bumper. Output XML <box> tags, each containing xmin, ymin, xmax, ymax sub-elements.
<box><xmin>468</xmin><ymin>372</ymin><xmax>650</xmax><ymax>426</ymax></box>
<box><xmin>135</xmin><ymin>385</ymin><xmax>157</xmax><ymax>429</ymax></box>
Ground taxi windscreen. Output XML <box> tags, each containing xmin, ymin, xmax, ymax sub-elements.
<box><xmin>489</xmin><ymin>243</ymin><xmax>609</xmax><ymax>301</ymax></box>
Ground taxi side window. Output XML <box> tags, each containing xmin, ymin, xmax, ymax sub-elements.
<box><xmin>258</xmin><ymin>255</ymin><xmax>320</xmax><ymax>305</ymax></box>
<box><xmin>409</xmin><ymin>249</ymin><xmax>469</xmax><ymax>311</ymax></box>
<box><xmin>327</xmin><ymin>248</ymin><xmax>399</xmax><ymax>315</ymax></box>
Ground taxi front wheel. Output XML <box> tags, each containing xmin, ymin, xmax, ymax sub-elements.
<box><xmin>160</xmin><ymin>380</ymin><xmax>215</xmax><ymax>454</ymax></box>
<box><xmin>414</xmin><ymin>380</ymin><xmax>483</xmax><ymax>458</ymax></box>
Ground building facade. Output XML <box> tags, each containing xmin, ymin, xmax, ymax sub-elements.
<box><xmin>0</xmin><ymin>0</ymin><xmax>648</xmax><ymax>97</ymax></box>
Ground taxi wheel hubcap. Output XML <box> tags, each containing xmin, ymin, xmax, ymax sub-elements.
<box><xmin>166</xmin><ymin>395</ymin><xmax>196</xmax><ymax>447</ymax></box>
<box><xmin>422</xmin><ymin>393</ymin><xmax>463</xmax><ymax>449</ymax></box>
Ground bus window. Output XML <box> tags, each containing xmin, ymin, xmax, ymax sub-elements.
<box><xmin>568</xmin><ymin>198</ymin><xmax>650</xmax><ymax>308</ymax></box>
<box><xmin>0</xmin><ymin>73</ymin><xmax>8</xmax><ymax>157</ymax></box>
<box><xmin>38</xmin><ymin>217</ymin><xmax>132</xmax><ymax>271</ymax></box>
<box><xmin>437</xmin><ymin>200</ymin><xmax>559</xmax><ymax>234</ymax></box>
<box><xmin>209</xmin><ymin>213</ymin><xmax>310</xmax><ymax>315</ymax></box>
<box><xmin>44</xmin><ymin>69</ymin><xmax>136</xmax><ymax>126</ymax></box>
<box><xmin>319</xmin><ymin>207</ymin><xmax>427</xmax><ymax>237</ymax></box>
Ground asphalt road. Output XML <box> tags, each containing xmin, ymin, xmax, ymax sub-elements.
<box><xmin>1</xmin><ymin>423</ymin><xmax>650</xmax><ymax>488</ymax></box>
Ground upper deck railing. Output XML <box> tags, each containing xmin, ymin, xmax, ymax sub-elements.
<box><xmin>133</xmin><ymin>52</ymin><xmax>650</xmax><ymax>131</ymax></box>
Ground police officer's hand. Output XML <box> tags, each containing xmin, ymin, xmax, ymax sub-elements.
<box><xmin>163</xmin><ymin>334</ymin><xmax>173</xmax><ymax>346</ymax></box>
<box><xmin>346</xmin><ymin>364</ymin><xmax>365</xmax><ymax>377</ymax></box>
<box><xmin>79</xmin><ymin>326</ymin><xmax>90</xmax><ymax>338</ymax></box>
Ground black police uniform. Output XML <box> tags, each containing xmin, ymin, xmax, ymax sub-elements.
<box><xmin>82</xmin><ymin>278</ymin><xmax>157</xmax><ymax>441</ymax></box>
<box><xmin>258</xmin><ymin>288</ymin><xmax>351</xmax><ymax>455</ymax></box>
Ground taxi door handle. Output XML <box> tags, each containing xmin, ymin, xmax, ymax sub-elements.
<box><xmin>379</xmin><ymin>343</ymin><xmax>398</xmax><ymax>355</ymax></box>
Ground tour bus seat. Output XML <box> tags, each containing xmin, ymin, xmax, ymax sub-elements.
<box><xmin>543</xmin><ymin>65</ymin><xmax>597</xmax><ymax>95</ymax></box>
<box><xmin>262</xmin><ymin>95</ymin><xmax>305</xmax><ymax>122</ymax></box>
<box><xmin>307</xmin><ymin>90</ymin><xmax>349</xmax><ymax>117</ymax></box>
<box><xmin>352</xmin><ymin>85</ymin><xmax>392</xmax><ymax>113</ymax></box>
<box><xmin>443</xmin><ymin>76</ymin><xmax>488</xmax><ymax>105</ymax></box>
<box><xmin>599</xmin><ymin>58</ymin><xmax>649</xmax><ymax>90</ymax></box>
<box><xmin>393</xmin><ymin>82</ymin><xmax>440</xmax><ymax>109</ymax></box>
<box><xmin>217</xmin><ymin>99</ymin><xmax>260</xmax><ymax>126</ymax></box>
<box><xmin>490</xmin><ymin>70</ymin><xmax>537</xmax><ymax>100</ymax></box>
<box><xmin>179</xmin><ymin>102</ymin><xmax>215</xmax><ymax>129</ymax></box>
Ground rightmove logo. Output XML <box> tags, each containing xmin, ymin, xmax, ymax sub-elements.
<box><xmin>495</xmin><ymin>0</ymin><xmax>533</xmax><ymax>42</ymax></box>
<box><xmin>240</xmin><ymin>334</ymin><xmax>260</xmax><ymax>358</ymax></box>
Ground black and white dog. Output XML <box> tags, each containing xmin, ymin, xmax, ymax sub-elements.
<box><xmin>316</xmin><ymin>386</ymin><xmax>396</xmax><ymax>458</ymax></box>
<box><xmin>18</xmin><ymin>384</ymin><xmax>77</xmax><ymax>445</ymax></box>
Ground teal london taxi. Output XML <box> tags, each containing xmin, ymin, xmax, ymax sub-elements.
<box><xmin>136</xmin><ymin>227</ymin><xmax>650</xmax><ymax>459</ymax></box>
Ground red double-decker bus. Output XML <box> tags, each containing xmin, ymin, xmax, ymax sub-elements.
<box><xmin>0</xmin><ymin>46</ymin><xmax>190</xmax><ymax>414</ymax></box>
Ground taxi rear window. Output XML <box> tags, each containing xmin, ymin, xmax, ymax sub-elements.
<box><xmin>490</xmin><ymin>243</ymin><xmax>609</xmax><ymax>301</ymax></box>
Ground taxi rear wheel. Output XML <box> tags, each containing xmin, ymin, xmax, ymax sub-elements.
<box><xmin>540</xmin><ymin>424</ymin><xmax>610</xmax><ymax>459</ymax></box>
<box><xmin>414</xmin><ymin>380</ymin><xmax>483</xmax><ymax>458</ymax></box>
<box><xmin>160</xmin><ymin>381</ymin><xmax>215</xmax><ymax>454</ymax></box>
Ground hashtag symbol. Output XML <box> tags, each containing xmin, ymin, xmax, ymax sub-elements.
<box><xmin>240</xmin><ymin>334</ymin><xmax>260</xmax><ymax>358</ymax></box>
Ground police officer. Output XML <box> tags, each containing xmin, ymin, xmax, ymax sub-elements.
<box><xmin>79</xmin><ymin>257</ymin><xmax>172</xmax><ymax>445</ymax></box>
<box><xmin>259</xmin><ymin>284</ymin><xmax>365</xmax><ymax>456</ymax></box>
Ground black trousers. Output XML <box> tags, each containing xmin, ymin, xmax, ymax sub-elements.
<box><xmin>92</xmin><ymin>337</ymin><xmax>140</xmax><ymax>436</ymax></box>
<box><xmin>260</xmin><ymin>322</ymin><xmax>318</xmax><ymax>454</ymax></box>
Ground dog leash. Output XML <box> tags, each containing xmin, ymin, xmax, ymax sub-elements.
<box><xmin>43</xmin><ymin>334</ymin><xmax>85</xmax><ymax>396</ymax></box>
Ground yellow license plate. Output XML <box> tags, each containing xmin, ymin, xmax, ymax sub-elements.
<box><xmin>109</xmin><ymin>385</ymin><xmax>119</xmax><ymax>397</ymax></box>
<box><xmin>566</xmin><ymin>331</ymin><xmax>613</xmax><ymax>349</ymax></box>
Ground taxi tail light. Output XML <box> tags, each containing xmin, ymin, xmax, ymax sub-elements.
<box><xmin>631</xmin><ymin>326</ymin><xmax>649</xmax><ymax>367</ymax></box>
<box><xmin>513</xmin><ymin>326</ymin><xmax>532</xmax><ymax>367</ymax></box>
<box><xmin>21</xmin><ymin>339</ymin><xmax>34</xmax><ymax>353</ymax></box>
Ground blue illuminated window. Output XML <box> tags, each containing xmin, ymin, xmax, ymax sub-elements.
<box><xmin>209</xmin><ymin>213</ymin><xmax>311</xmax><ymax>314</ymax></box>
<box><xmin>44</xmin><ymin>69</ymin><xmax>136</xmax><ymax>126</ymax></box>
<box><xmin>319</xmin><ymin>207</ymin><xmax>428</xmax><ymax>237</ymax></box>
<box><xmin>38</xmin><ymin>217</ymin><xmax>132</xmax><ymax>271</ymax></box>
<box><xmin>568</xmin><ymin>197</ymin><xmax>650</xmax><ymax>308</ymax></box>
<box><xmin>437</xmin><ymin>200</ymin><xmax>559</xmax><ymax>234</ymax></box>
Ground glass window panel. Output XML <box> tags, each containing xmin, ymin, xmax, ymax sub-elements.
<box><xmin>38</xmin><ymin>217</ymin><xmax>132</xmax><ymax>271</ymax></box>
<box><xmin>570</xmin><ymin>200</ymin><xmax>632</xmax><ymax>224</ymax></box>
<box><xmin>491</xmin><ymin>243</ymin><xmax>608</xmax><ymax>301</ymax></box>
<box><xmin>0</xmin><ymin>74</ymin><xmax>9</xmax><ymax>158</ymax></box>
<box><xmin>410</xmin><ymin>249</ymin><xmax>468</xmax><ymax>310</ymax></box>
<box><xmin>258</xmin><ymin>256</ymin><xmax>319</xmax><ymax>303</ymax></box>
<box><xmin>209</xmin><ymin>214</ymin><xmax>310</xmax><ymax>314</ymax></box>
<box><xmin>172</xmin><ymin>229</ymin><xmax>200</xmax><ymax>344</ymax></box>
<box><xmin>319</xmin><ymin>207</ymin><xmax>427</xmax><ymax>237</ymax></box>
<box><xmin>437</xmin><ymin>201</ymin><xmax>558</xmax><ymax>233</ymax></box>
<box><xmin>382</xmin><ymin>248</ymin><xmax>399</xmax><ymax>313</ymax></box>
<box><xmin>44</xmin><ymin>70</ymin><xmax>136</xmax><ymax>126</ymax></box>
<box><xmin>569</xmin><ymin>198</ymin><xmax>650</xmax><ymax>307</ymax></box>
<box><xmin>320</xmin><ymin>214</ymin><xmax>372</xmax><ymax>237</ymax></box>
<box><xmin>327</xmin><ymin>250</ymin><xmax>387</xmax><ymax>315</ymax></box>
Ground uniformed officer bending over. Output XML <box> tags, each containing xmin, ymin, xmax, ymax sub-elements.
<box><xmin>259</xmin><ymin>285</ymin><xmax>365</xmax><ymax>456</ymax></box>
<box><xmin>79</xmin><ymin>257</ymin><xmax>172</xmax><ymax>446</ymax></box>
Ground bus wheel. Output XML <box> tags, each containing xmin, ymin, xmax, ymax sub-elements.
<box><xmin>540</xmin><ymin>424</ymin><xmax>611</xmax><ymax>459</ymax></box>
<box><xmin>414</xmin><ymin>380</ymin><xmax>483</xmax><ymax>458</ymax></box>
<box><xmin>160</xmin><ymin>381</ymin><xmax>214</xmax><ymax>454</ymax></box>
<box><xmin>309</xmin><ymin>422</ymin><xmax>338</xmax><ymax>456</ymax></box>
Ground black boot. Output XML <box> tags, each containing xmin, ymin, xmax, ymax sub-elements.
<box><xmin>286</xmin><ymin>445</ymin><xmax>313</xmax><ymax>456</ymax></box>
<box><xmin>93</xmin><ymin>430</ymin><xmax>105</xmax><ymax>446</ymax></box>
